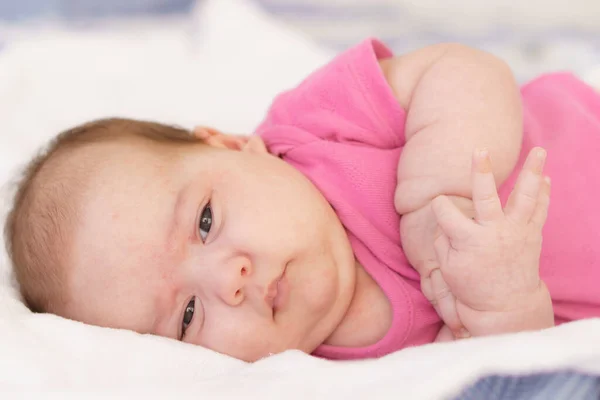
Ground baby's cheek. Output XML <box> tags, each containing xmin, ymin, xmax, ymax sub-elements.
<box><xmin>293</xmin><ymin>261</ymin><xmax>338</xmax><ymax>314</ymax></box>
<box><xmin>201</xmin><ymin>312</ymin><xmax>275</xmax><ymax>362</ymax></box>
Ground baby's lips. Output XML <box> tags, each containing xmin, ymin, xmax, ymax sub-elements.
<box><xmin>265</xmin><ymin>264</ymin><xmax>289</xmax><ymax>312</ymax></box>
<box><xmin>265</xmin><ymin>280</ymin><xmax>278</xmax><ymax>309</ymax></box>
<box><xmin>273</xmin><ymin>274</ymin><xmax>289</xmax><ymax>311</ymax></box>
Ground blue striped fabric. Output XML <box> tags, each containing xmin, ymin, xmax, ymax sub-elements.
<box><xmin>454</xmin><ymin>370</ymin><xmax>600</xmax><ymax>400</ymax></box>
<box><xmin>0</xmin><ymin>0</ymin><xmax>196</xmax><ymax>21</ymax></box>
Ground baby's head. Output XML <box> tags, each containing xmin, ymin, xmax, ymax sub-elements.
<box><xmin>5</xmin><ymin>118</ymin><xmax>356</xmax><ymax>361</ymax></box>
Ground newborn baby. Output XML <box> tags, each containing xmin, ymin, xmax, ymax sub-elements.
<box><xmin>5</xmin><ymin>39</ymin><xmax>600</xmax><ymax>362</ymax></box>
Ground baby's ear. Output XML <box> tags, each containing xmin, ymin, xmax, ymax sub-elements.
<box><xmin>192</xmin><ymin>126</ymin><xmax>267</xmax><ymax>154</ymax></box>
<box><xmin>241</xmin><ymin>136</ymin><xmax>268</xmax><ymax>155</ymax></box>
<box><xmin>192</xmin><ymin>126</ymin><xmax>248</xmax><ymax>150</ymax></box>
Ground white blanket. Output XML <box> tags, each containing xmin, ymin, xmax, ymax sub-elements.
<box><xmin>1</xmin><ymin>0</ymin><xmax>600</xmax><ymax>397</ymax></box>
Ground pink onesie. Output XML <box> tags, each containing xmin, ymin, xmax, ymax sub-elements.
<box><xmin>255</xmin><ymin>39</ymin><xmax>600</xmax><ymax>360</ymax></box>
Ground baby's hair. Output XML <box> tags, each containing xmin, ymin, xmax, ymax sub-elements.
<box><xmin>4</xmin><ymin>118</ymin><xmax>197</xmax><ymax>313</ymax></box>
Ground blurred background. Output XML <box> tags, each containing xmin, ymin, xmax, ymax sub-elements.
<box><xmin>0</xmin><ymin>0</ymin><xmax>599</xmax><ymax>81</ymax></box>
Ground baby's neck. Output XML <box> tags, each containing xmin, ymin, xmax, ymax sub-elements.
<box><xmin>323</xmin><ymin>260</ymin><xmax>392</xmax><ymax>348</ymax></box>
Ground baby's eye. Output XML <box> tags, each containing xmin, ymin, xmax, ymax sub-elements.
<box><xmin>181</xmin><ymin>297</ymin><xmax>195</xmax><ymax>339</ymax></box>
<box><xmin>198</xmin><ymin>203</ymin><xmax>212</xmax><ymax>242</ymax></box>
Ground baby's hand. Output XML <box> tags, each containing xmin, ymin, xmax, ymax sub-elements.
<box><xmin>402</xmin><ymin>197</ymin><xmax>474</xmax><ymax>339</ymax></box>
<box><xmin>431</xmin><ymin>147</ymin><xmax>554</xmax><ymax>336</ymax></box>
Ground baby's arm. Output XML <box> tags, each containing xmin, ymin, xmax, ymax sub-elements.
<box><xmin>380</xmin><ymin>43</ymin><xmax>523</xmax><ymax>213</ymax></box>
<box><xmin>380</xmin><ymin>44</ymin><xmax>529</xmax><ymax>337</ymax></box>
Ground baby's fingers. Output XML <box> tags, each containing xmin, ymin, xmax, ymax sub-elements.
<box><xmin>472</xmin><ymin>149</ymin><xmax>504</xmax><ymax>224</ymax></box>
<box><xmin>530</xmin><ymin>176</ymin><xmax>551</xmax><ymax>230</ymax></box>
<box><xmin>421</xmin><ymin>275</ymin><xmax>441</xmax><ymax>317</ymax></box>
<box><xmin>431</xmin><ymin>195</ymin><xmax>473</xmax><ymax>241</ymax></box>
<box><xmin>430</xmin><ymin>269</ymin><xmax>469</xmax><ymax>339</ymax></box>
<box><xmin>505</xmin><ymin>148</ymin><xmax>547</xmax><ymax>225</ymax></box>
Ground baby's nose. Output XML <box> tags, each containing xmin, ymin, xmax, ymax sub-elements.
<box><xmin>218</xmin><ymin>255</ymin><xmax>253</xmax><ymax>307</ymax></box>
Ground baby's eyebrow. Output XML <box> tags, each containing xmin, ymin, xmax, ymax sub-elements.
<box><xmin>166</xmin><ymin>186</ymin><xmax>188</xmax><ymax>250</ymax></box>
<box><xmin>159</xmin><ymin>182</ymin><xmax>192</xmax><ymax>341</ymax></box>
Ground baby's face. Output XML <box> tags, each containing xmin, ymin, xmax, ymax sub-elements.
<box><xmin>64</xmin><ymin>135</ymin><xmax>356</xmax><ymax>361</ymax></box>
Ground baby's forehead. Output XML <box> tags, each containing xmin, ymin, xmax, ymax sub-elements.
<box><xmin>68</xmin><ymin>140</ymin><xmax>181</xmax><ymax>311</ymax></box>
<box><xmin>50</xmin><ymin>139</ymin><xmax>178</xmax><ymax>244</ymax></box>
<box><xmin>82</xmin><ymin>142</ymin><xmax>176</xmax><ymax>203</ymax></box>
<box><xmin>65</xmin><ymin>138</ymin><xmax>169</xmax><ymax>183</ymax></box>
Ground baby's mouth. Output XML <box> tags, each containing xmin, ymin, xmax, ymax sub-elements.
<box><xmin>273</xmin><ymin>268</ymin><xmax>288</xmax><ymax>312</ymax></box>
<box><xmin>265</xmin><ymin>265</ymin><xmax>289</xmax><ymax>316</ymax></box>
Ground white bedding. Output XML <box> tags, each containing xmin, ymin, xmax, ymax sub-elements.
<box><xmin>1</xmin><ymin>0</ymin><xmax>600</xmax><ymax>397</ymax></box>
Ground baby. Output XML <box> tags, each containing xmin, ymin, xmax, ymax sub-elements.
<box><xmin>5</xmin><ymin>39</ymin><xmax>600</xmax><ymax>362</ymax></box>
